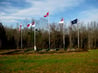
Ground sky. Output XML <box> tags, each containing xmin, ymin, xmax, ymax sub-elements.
<box><xmin>0</xmin><ymin>0</ymin><xmax>98</xmax><ymax>28</ymax></box>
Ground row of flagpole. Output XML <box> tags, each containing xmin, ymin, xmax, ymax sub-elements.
<box><xmin>19</xmin><ymin>11</ymin><xmax>79</xmax><ymax>50</ymax></box>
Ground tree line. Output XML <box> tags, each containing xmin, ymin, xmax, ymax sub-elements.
<box><xmin>0</xmin><ymin>21</ymin><xmax>98</xmax><ymax>50</ymax></box>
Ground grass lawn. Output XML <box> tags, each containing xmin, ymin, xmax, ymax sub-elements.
<box><xmin>0</xmin><ymin>49</ymin><xmax>98</xmax><ymax>73</ymax></box>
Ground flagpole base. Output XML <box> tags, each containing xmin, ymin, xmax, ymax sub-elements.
<box><xmin>34</xmin><ymin>46</ymin><xmax>37</xmax><ymax>51</ymax></box>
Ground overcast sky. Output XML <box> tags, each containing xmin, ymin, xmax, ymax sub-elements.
<box><xmin>0</xmin><ymin>0</ymin><xmax>98</xmax><ymax>28</ymax></box>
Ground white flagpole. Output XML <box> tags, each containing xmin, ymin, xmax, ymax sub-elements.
<box><xmin>59</xmin><ymin>19</ymin><xmax>65</xmax><ymax>49</ymax></box>
<box><xmin>77</xmin><ymin>23</ymin><xmax>79</xmax><ymax>49</ymax></box>
<box><xmin>69</xmin><ymin>25</ymin><xmax>72</xmax><ymax>49</ymax></box>
<box><xmin>34</xmin><ymin>23</ymin><xmax>36</xmax><ymax>51</ymax></box>
<box><xmin>63</xmin><ymin>23</ymin><xmax>65</xmax><ymax>49</ymax></box>
<box><xmin>48</xmin><ymin>16</ymin><xmax>50</xmax><ymax>49</ymax></box>
<box><xmin>21</xmin><ymin>26</ymin><xmax>22</xmax><ymax>49</ymax></box>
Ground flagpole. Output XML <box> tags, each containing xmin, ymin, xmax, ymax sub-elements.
<box><xmin>44</xmin><ymin>11</ymin><xmax>50</xmax><ymax>49</ymax></box>
<box><xmin>69</xmin><ymin>25</ymin><xmax>72</xmax><ymax>49</ymax></box>
<box><xmin>21</xmin><ymin>26</ymin><xmax>22</xmax><ymax>49</ymax></box>
<box><xmin>34</xmin><ymin>27</ymin><xmax>36</xmax><ymax>51</ymax></box>
<box><xmin>77</xmin><ymin>23</ymin><xmax>79</xmax><ymax>49</ymax></box>
<box><xmin>48</xmin><ymin>16</ymin><xmax>50</xmax><ymax>49</ymax></box>
<box><xmin>33</xmin><ymin>21</ymin><xmax>36</xmax><ymax>51</ymax></box>
<box><xmin>63</xmin><ymin>23</ymin><xmax>65</xmax><ymax>49</ymax></box>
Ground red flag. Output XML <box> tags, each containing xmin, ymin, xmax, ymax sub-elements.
<box><xmin>27</xmin><ymin>21</ymin><xmax>35</xmax><ymax>28</ymax></box>
<box><xmin>61</xmin><ymin>18</ymin><xmax>64</xmax><ymax>21</ymax></box>
<box><xmin>44</xmin><ymin>12</ymin><xmax>49</xmax><ymax>17</ymax></box>
<box><xmin>32</xmin><ymin>21</ymin><xmax>35</xmax><ymax>25</ymax></box>
<box><xmin>59</xmin><ymin>18</ymin><xmax>64</xmax><ymax>24</ymax></box>
<box><xmin>19</xmin><ymin>24</ymin><xmax>22</xmax><ymax>31</ymax></box>
<box><xmin>31</xmin><ymin>21</ymin><xmax>35</xmax><ymax>27</ymax></box>
<box><xmin>27</xmin><ymin>24</ymin><xmax>30</xmax><ymax>27</ymax></box>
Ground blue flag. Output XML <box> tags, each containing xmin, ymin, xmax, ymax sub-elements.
<box><xmin>71</xmin><ymin>19</ymin><xmax>78</xmax><ymax>25</ymax></box>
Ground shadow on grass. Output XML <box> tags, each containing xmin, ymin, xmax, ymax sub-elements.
<box><xmin>0</xmin><ymin>50</ymin><xmax>22</xmax><ymax>55</ymax></box>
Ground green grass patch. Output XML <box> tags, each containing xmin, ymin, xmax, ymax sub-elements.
<box><xmin>0</xmin><ymin>49</ymin><xmax>98</xmax><ymax>73</ymax></box>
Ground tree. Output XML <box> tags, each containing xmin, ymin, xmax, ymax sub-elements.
<box><xmin>0</xmin><ymin>23</ymin><xmax>7</xmax><ymax>49</ymax></box>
